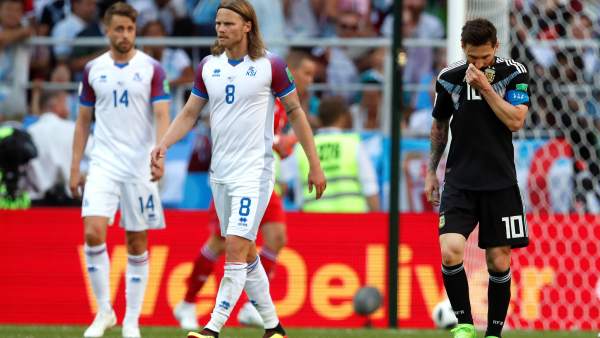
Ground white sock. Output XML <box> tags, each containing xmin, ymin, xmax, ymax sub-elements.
<box><xmin>123</xmin><ymin>251</ymin><xmax>149</xmax><ymax>327</ymax></box>
<box><xmin>205</xmin><ymin>262</ymin><xmax>248</xmax><ymax>332</ymax></box>
<box><xmin>244</xmin><ymin>256</ymin><xmax>279</xmax><ymax>328</ymax></box>
<box><xmin>84</xmin><ymin>243</ymin><xmax>112</xmax><ymax>314</ymax></box>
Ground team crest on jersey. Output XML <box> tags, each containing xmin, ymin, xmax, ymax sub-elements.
<box><xmin>212</xmin><ymin>69</ymin><xmax>221</xmax><ymax>77</ymax></box>
<box><xmin>246</xmin><ymin>66</ymin><xmax>256</xmax><ymax>77</ymax></box>
<box><xmin>485</xmin><ymin>68</ymin><xmax>495</xmax><ymax>83</ymax></box>
<box><xmin>133</xmin><ymin>72</ymin><xmax>142</xmax><ymax>82</ymax></box>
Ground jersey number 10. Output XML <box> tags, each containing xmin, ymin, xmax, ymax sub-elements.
<box><xmin>466</xmin><ymin>84</ymin><xmax>481</xmax><ymax>101</ymax></box>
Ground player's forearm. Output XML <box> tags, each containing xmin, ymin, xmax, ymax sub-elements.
<box><xmin>428</xmin><ymin>118</ymin><xmax>449</xmax><ymax>172</ymax></box>
<box><xmin>480</xmin><ymin>87</ymin><xmax>527</xmax><ymax>131</ymax></box>
<box><xmin>154</xmin><ymin>104</ymin><xmax>170</xmax><ymax>144</ymax></box>
<box><xmin>159</xmin><ymin>105</ymin><xmax>197</xmax><ymax>148</ymax></box>
<box><xmin>289</xmin><ymin>108</ymin><xmax>320</xmax><ymax>169</ymax></box>
<box><xmin>71</xmin><ymin>117</ymin><xmax>91</xmax><ymax>172</ymax></box>
<box><xmin>0</xmin><ymin>27</ymin><xmax>31</xmax><ymax>48</ymax></box>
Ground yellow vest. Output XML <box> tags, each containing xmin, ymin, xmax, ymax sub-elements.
<box><xmin>296</xmin><ymin>132</ymin><xmax>368</xmax><ymax>212</ymax></box>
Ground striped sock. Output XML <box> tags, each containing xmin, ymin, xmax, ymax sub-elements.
<box><xmin>84</xmin><ymin>243</ymin><xmax>112</xmax><ymax>314</ymax></box>
<box><xmin>441</xmin><ymin>262</ymin><xmax>473</xmax><ymax>324</ymax></box>
<box><xmin>124</xmin><ymin>251</ymin><xmax>149</xmax><ymax>327</ymax></box>
<box><xmin>486</xmin><ymin>268</ymin><xmax>511</xmax><ymax>337</ymax></box>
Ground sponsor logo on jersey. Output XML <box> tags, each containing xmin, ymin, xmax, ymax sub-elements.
<box><xmin>485</xmin><ymin>68</ymin><xmax>495</xmax><ymax>83</ymax></box>
<box><xmin>239</xmin><ymin>217</ymin><xmax>248</xmax><ymax>226</ymax></box>
<box><xmin>133</xmin><ymin>72</ymin><xmax>142</xmax><ymax>82</ymax></box>
<box><xmin>99</xmin><ymin>75</ymin><xmax>107</xmax><ymax>82</ymax></box>
<box><xmin>246</xmin><ymin>66</ymin><xmax>256</xmax><ymax>77</ymax></box>
<box><xmin>212</xmin><ymin>69</ymin><xmax>221</xmax><ymax>77</ymax></box>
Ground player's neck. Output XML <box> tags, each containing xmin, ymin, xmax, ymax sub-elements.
<box><xmin>224</xmin><ymin>44</ymin><xmax>248</xmax><ymax>61</ymax></box>
<box><xmin>111</xmin><ymin>48</ymin><xmax>137</xmax><ymax>64</ymax></box>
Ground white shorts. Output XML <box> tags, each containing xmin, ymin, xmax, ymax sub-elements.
<box><xmin>210</xmin><ymin>180</ymin><xmax>274</xmax><ymax>241</ymax></box>
<box><xmin>82</xmin><ymin>170</ymin><xmax>165</xmax><ymax>231</ymax></box>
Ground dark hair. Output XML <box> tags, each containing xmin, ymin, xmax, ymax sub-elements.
<box><xmin>461</xmin><ymin>18</ymin><xmax>497</xmax><ymax>46</ymax></box>
<box><xmin>211</xmin><ymin>0</ymin><xmax>265</xmax><ymax>60</ymax></box>
<box><xmin>286</xmin><ymin>50</ymin><xmax>313</xmax><ymax>70</ymax></box>
<box><xmin>104</xmin><ymin>2</ymin><xmax>137</xmax><ymax>26</ymax></box>
<box><xmin>318</xmin><ymin>96</ymin><xmax>349</xmax><ymax>127</ymax></box>
<box><xmin>141</xmin><ymin>20</ymin><xmax>166</xmax><ymax>36</ymax></box>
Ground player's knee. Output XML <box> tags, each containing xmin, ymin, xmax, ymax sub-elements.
<box><xmin>126</xmin><ymin>231</ymin><xmax>148</xmax><ymax>255</ymax></box>
<box><xmin>266</xmin><ymin>231</ymin><xmax>287</xmax><ymax>252</ymax></box>
<box><xmin>84</xmin><ymin>225</ymin><xmax>105</xmax><ymax>246</ymax></box>
<box><xmin>225</xmin><ymin>236</ymin><xmax>251</xmax><ymax>262</ymax></box>
<box><xmin>486</xmin><ymin>249</ymin><xmax>511</xmax><ymax>271</ymax></box>
<box><xmin>207</xmin><ymin>235</ymin><xmax>227</xmax><ymax>255</ymax></box>
<box><xmin>440</xmin><ymin>244</ymin><xmax>464</xmax><ymax>266</ymax></box>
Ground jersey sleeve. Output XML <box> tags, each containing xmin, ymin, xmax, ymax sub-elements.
<box><xmin>269</xmin><ymin>54</ymin><xmax>296</xmax><ymax>98</ymax></box>
<box><xmin>191</xmin><ymin>56</ymin><xmax>210</xmax><ymax>100</ymax></box>
<box><xmin>431</xmin><ymin>78</ymin><xmax>454</xmax><ymax>119</ymax></box>
<box><xmin>150</xmin><ymin>62</ymin><xmax>171</xmax><ymax>103</ymax></box>
<box><xmin>505</xmin><ymin>71</ymin><xmax>530</xmax><ymax>107</ymax></box>
<box><xmin>79</xmin><ymin>63</ymin><xmax>96</xmax><ymax>107</ymax></box>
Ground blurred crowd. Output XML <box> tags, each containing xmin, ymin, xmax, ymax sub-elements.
<box><xmin>1</xmin><ymin>0</ymin><xmax>600</xmax><ymax>211</ymax></box>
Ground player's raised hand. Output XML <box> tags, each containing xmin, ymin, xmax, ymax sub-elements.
<box><xmin>69</xmin><ymin>169</ymin><xmax>86</xmax><ymax>199</ymax></box>
<box><xmin>308</xmin><ymin>166</ymin><xmax>327</xmax><ymax>199</ymax></box>
<box><xmin>424</xmin><ymin>170</ymin><xmax>440</xmax><ymax>206</ymax></box>
<box><xmin>465</xmin><ymin>63</ymin><xmax>489</xmax><ymax>91</ymax></box>
<box><xmin>150</xmin><ymin>144</ymin><xmax>167</xmax><ymax>182</ymax></box>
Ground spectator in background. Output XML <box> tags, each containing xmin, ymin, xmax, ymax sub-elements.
<box><xmin>69</xmin><ymin>9</ymin><xmax>105</xmax><ymax>80</ymax></box>
<box><xmin>51</xmin><ymin>0</ymin><xmax>98</xmax><ymax>62</ymax></box>
<box><xmin>381</xmin><ymin>0</ymin><xmax>444</xmax><ymax>110</ymax></box>
<box><xmin>353</xmin><ymin>47</ymin><xmax>385</xmax><ymax>131</ymax></box>
<box><xmin>130</xmin><ymin>0</ymin><xmax>188</xmax><ymax>36</ymax></box>
<box><xmin>27</xmin><ymin>91</ymin><xmax>84</xmax><ymax>205</ymax></box>
<box><xmin>249</xmin><ymin>0</ymin><xmax>286</xmax><ymax>56</ymax></box>
<box><xmin>284</xmin><ymin>96</ymin><xmax>380</xmax><ymax>212</ymax></box>
<box><xmin>0</xmin><ymin>0</ymin><xmax>33</xmax><ymax>120</ymax></box>
<box><xmin>286</xmin><ymin>50</ymin><xmax>319</xmax><ymax>127</ymax></box>
<box><xmin>283</xmin><ymin>0</ymin><xmax>323</xmax><ymax>38</ymax></box>
<box><xmin>142</xmin><ymin>20</ymin><xmax>194</xmax><ymax>88</ymax></box>
<box><xmin>325</xmin><ymin>10</ymin><xmax>361</xmax><ymax>102</ymax></box>
<box><xmin>142</xmin><ymin>20</ymin><xmax>194</xmax><ymax>118</ymax></box>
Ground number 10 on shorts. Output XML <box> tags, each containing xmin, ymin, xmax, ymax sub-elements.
<box><xmin>502</xmin><ymin>215</ymin><xmax>527</xmax><ymax>239</ymax></box>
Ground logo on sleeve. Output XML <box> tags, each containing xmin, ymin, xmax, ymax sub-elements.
<box><xmin>285</xmin><ymin>67</ymin><xmax>294</xmax><ymax>83</ymax></box>
<box><xmin>163</xmin><ymin>79</ymin><xmax>170</xmax><ymax>94</ymax></box>
<box><xmin>516</xmin><ymin>83</ymin><xmax>528</xmax><ymax>91</ymax></box>
<box><xmin>439</xmin><ymin>214</ymin><xmax>446</xmax><ymax>228</ymax></box>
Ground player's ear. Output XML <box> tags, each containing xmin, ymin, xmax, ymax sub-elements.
<box><xmin>244</xmin><ymin>21</ymin><xmax>251</xmax><ymax>33</ymax></box>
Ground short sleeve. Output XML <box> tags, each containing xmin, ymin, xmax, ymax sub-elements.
<box><xmin>192</xmin><ymin>56</ymin><xmax>209</xmax><ymax>99</ymax></box>
<box><xmin>269</xmin><ymin>54</ymin><xmax>296</xmax><ymax>98</ymax></box>
<box><xmin>505</xmin><ymin>71</ymin><xmax>530</xmax><ymax>107</ymax></box>
<box><xmin>150</xmin><ymin>62</ymin><xmax>171</xmax><ymax>103</ymax></box>
<box><xmin>79</xmin><ymin>63</ymin><xmax>96</xmax><ymax>107</ymax></box>
<box><xmin>431</xmin><ymin>79</ymin><xmax>453</xmax><ymax>119</ymax></box>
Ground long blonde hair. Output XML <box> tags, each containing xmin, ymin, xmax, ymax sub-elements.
<box><xmin>211</xmin><ymin>0</ymin><xmax>266</xmax><ymax>60</ymax></box>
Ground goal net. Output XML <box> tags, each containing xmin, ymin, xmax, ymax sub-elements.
<box><xmin>461</xmin><ymin>0</ymin><xmax>600</xmax><ymax>331</ymax></box>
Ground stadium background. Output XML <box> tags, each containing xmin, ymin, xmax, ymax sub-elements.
<box><xmin>1</xmin><ymin>0</ymin><xmax>600</xmax><ymax>335</ymax></box>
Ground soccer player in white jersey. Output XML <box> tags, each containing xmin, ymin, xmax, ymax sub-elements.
<box><xmin>69</xmin><ymin>3</ymin><xmax>170</xmax><ymax>338</ymax></box>
<box><xmin>151</xmin><ymin>1</ymin><xmax>326</xmax><ymax>337</ymax></box>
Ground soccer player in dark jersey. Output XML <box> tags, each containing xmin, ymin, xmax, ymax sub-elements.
<box><xmin>425</xmin><ymin>18</ymin><xmax>531</xmax><ymax>338</ymax></box>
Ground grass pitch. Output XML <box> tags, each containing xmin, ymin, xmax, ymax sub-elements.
<box><xmin>0</xmin><ymin>325</ymin><xmax>595</xmax><ymax>338</ymax></box>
